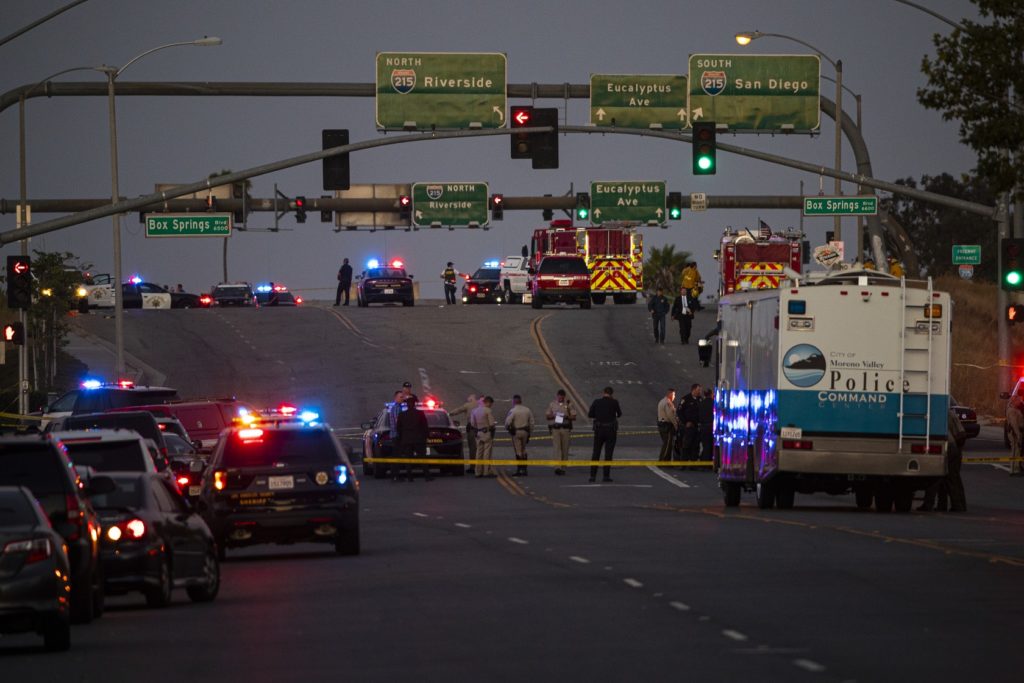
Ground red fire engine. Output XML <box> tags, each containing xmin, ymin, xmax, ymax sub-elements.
<box><xmin>530</xmin><ymin>220</ymin><xmax>643</xmax><ymax>304</ymax></box>
<box><xmin>717</xmin><ymin>227</ymin><xmax>804</xmax><ymax>295</ymax></box>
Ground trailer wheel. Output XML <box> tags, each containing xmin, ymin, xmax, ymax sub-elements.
<box><xmin>874</xmin><ymin>488</ymin><xmax>894</xmax><ymax>513</ymax></box>
<box><xmin>722</xmin><ymin>482</ymin><xmax>741</xmax><ymax>507</ymax></box>
<box><xmin>755</xmin><ymin>480</ymin><xmax>775</xmax><ymax>509</ymax></box>
<box><xmin>854</xmin><ymin>487</ymin><xmax>873</xmax><ymax>510</ymax></box>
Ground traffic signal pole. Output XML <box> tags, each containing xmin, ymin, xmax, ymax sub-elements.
<box><xmin>17</xmin><ymin>95</ymin><xmax>28</xmax><ymax>415</ymax></box>
<box><xmin>999</xmin><ymin>193</ymin><xmax>1011</xmax><ymax>393</ymax></box>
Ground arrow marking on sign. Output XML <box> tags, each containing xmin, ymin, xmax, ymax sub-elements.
<box><xmin>415</xmin><ymin>210</ymin><xmax>422</xmax><ymax>219</ymax></box>
<box><xmin>691</xmin><ymin>107</ymin><xmax>703</xmax><ymax>121</ymax></box>
<box><xmin>656</xmin><ymin>208</ymin><xmax>663</xmax><ymax>217</ymax></box>
<box><xmin>596</xmin><ymin>108</ymin><xmax>607</xmax><ymax>121</ymax></box>
<box><xmin>677</xmin><ymin>108</ymin><xmax>687</xmax><ymax>122</ymax></box>
<box><xmin>492</xmin><ymin>106</ymin><xmax>504</xmax><ymax>122</ymax></box>
<box><xmin>594</xmin><ymin>208</ymin><xmax>602</xmax><ymax>218</ymax></box>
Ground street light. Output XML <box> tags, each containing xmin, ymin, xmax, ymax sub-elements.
<box><xmin>736</xmin><ymin>31</ymin><xmax>846</xmax><ymax>244</ymax></box>
<box><xmin>103</xmin><ymin>37</ymin><xmax>221</xmax><ymax>377</ymax></box>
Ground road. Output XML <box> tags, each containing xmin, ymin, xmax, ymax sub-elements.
<box><xmin>3</xmin><ymin>301</ymin><xmax>1022</xmax><ymax>681</ymax></box>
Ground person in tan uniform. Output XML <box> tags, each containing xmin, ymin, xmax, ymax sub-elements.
<box><xmin>657</xmin><ymin>388</ymin><xmax>679</xmax><ymax>462</ymax></box>
<box><xmin>504</xmin><ymin>394</ymin><xmax>535</xmax><ymax>477</ymax></box>
<box><xmin>546</xmin><ymin>389</ymin><xmax>577</xmax><ymax>475</ymax></box>
<box><xmin>449</xmin><ymin>393</ymin><xmax>479</xmax><ymax>474</ymax></box>
<box><xmin>470</xmin><ymin>396</ymin><xmax>496</xmax><ymax>478</ymax></box>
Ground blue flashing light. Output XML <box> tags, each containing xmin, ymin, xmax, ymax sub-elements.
<box><xmin>298</xmin><ymin>410</ymin><xmax>320</xmax><ymax>424</ymax></box>
<box><xmin>81</xmin><ymin>379</ymin><xmax>102</xmax><ymax>390</ymax></box>
<box><xmin>367</xmin><ymin>258</ymin><xmax>380</xmax><ymax>269</ymax></box>
<box><xmin>335</xmin><ymin>464</ymin><xmax>349</xmax><ymax>486</ymax></box>
<box><xmin>255</xmin><ymin>284</ymin><xmax>272</xmax><ymax>293</ymax></box>
<box><xmin>483</xmin><ymin>260</ymin><xmax>500</xmax><ymax>268</ymax></box>
<box><xmin>129</xmin><ymin>275</ymin><xmax>142</xmax><ymax>285</ymax></box>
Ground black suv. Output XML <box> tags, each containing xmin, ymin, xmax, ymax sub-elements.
<box><xmin>198</xmin><ymin>421</ymin><xmax>360</xmax><ymax>558</ymax></box>
<box><xmin>42</xmin><ymin>383</ymin><xmax>179</xmax><ymax>423</ymax></box>
<box><xmin>211</xmin><ymin>283</ymin><xmax>255</xmax><ymax>306</ymax></box>
<box><xmin>0</xmin><ymin>435</ymin><xmax>109</xmax><ymax>623</ymax></box>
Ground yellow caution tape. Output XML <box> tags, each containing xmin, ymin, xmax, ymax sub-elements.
<box><xmin>0</xmin><ymin>411</ymin><xmax>43</xmax><ymax>422</ymax></box>
<box><xmin>963</xmin><ymin>456</ymin><xmax>1024</xmax><ymax>464</ymax></box>
<box><xmin>364</xmin><ymin>457</ymin><xmax>711</xmax><ymax>468</ymax></box>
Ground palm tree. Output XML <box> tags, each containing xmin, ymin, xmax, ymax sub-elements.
<box><xmin>643</xmin><ymin>245</ymin><xmax>691</xmax><ymax>294</ymax></box>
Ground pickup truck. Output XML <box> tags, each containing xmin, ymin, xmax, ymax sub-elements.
<box><xmin>499</xmin><ymin>255</ymin><xmax>531</xmax><ymax>303</ymax></box>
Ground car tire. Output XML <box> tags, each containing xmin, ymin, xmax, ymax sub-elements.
<box><xmin>722</xmin><ymin>482</ymin><xmax>741</xmax><ymax>507</ymax></box>
<box><xmin>145</xmin><ymin>555</ymin><xmax>173</xmax><ymax>608</ymax></box>
<box><xmin>592</xmin><ymin>294</ymin><xmax>606</xmax><ymax>305</ymax></box>
<box><xmin>504</xmin><ymin>286</ymin><xmax>514</xmax><ymax>304</ymax></box>
<box><xmin>580</xmin><ymin>299</ymin><xmax>592</xmax><ymax>310</ymax></box>
<box><xmin>43</xmin><ymin>614</ymin><xmax>71</xmax><ymax>652</ymax></box>
<box><xmin>531</xmin><ymin>296</ymin><xmax>543</xmax><ymax>309</ymax></box>
<box><xmin>335</xmin><ymin>514</ymin><xmax>361</xmax><ymax>556</ymax></box>
<box><xmin>91</xmin><ymin>569</ymin><xmax>105</xmax><ymax>618</ymax></box>
<box><xmin>186</xmin><ymin>546</ymin><xmax>221</xmax><ymax>603</ymax></box>
<box><xmin>775</xmin><ymin>480</ymin><xmax>796</xmax><ymax>510</ymax></box>
<box><xmin>893</xmin><ymin>487</ymin><xmax>914</xmax><ymax>513</ymax></box>
<box><xmin>854</xmin><ymin>487</ymin><xmax>873</xmax><ymax>510</ymax></box>
<box><xmin>874</xmin><ymin>488</ymin><xmax>895</xmax><ymax>513</ymax></box>
<box><xmin>755</xmin><ymin>480</ymin><xmax>775</xmax><ymax>509</ymax></box>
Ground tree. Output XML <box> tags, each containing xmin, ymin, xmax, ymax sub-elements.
<box><xmin>883</xmin><ymin>174</ymin><xmax>996</xmax><ymax>280</ymax></box>
<box><xmin>28</xmin><ymin>251</ymin><xmax>91</xmax><ymax>390</ymax></box>
<box><xmin>918</xmin><ymin>1</ymin><xmax>1024</xmax><ymax>197</ymax></box>
<box><xmin>643</xmin><ymin>245</ymin><xmax>691</xmax><ymax>294</ymax></box>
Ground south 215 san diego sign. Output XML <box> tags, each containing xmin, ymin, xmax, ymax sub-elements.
<box><xmin>687</xmin><ymin>54</ymin><xmax>820</xmax><ymax>131</ymax></box>
<box><xmin>375</xmin><ymin>52</ymin><xmax>507</xmax><ymax>130</ymax></box>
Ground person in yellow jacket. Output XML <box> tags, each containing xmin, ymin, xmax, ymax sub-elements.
<box><xmin>887</xmin><ymin>256</ymin><xmax>905</xmax><ymax>278</ymax></box>
<box><xmin>680</xmin><ymin>262</ymin><xmax>704</xmax><ymax>310</ymax></box>
<box><xmin>864</xmin><ymin>258</ymin><xmax>876</xmax><ymax>270</ymax></box>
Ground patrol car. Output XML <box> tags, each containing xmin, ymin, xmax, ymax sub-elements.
<box><xmin>360</xmin><ymin>398</ymin><xmax>463</xmax><ymax>478</ymax></box>
<box><xmin>461</xmin><ymin>262</ymin><xmax>503</xmax><ymax>304</ymax></box>
<box><xmin>356</xmin><ymin>259</ymin><xmax>415</xmax><ymax>307</ymax></box>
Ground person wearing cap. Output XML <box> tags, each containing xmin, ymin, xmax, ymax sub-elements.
<box><xmin>449</xmin><ymin>393</ymin><xmax>480</xmax><ymax>474</ymax></box>
<box><xmin>546</xmin><ymin>389</ymin><xmax>576</xmax><ymax>475</ymax></box>
<box><xmin>504</xmin><ymin>394</ymin><xmax>535</xmax><ymax>477</ymax></box>
<box><xmin>400</xmin><ymin>381</ymin><xmax>418</xmax><ymax>403</ymax></box>
<box><xmin>887</xmin><ymin>256</ymin><xmax>905</xmax><ymax>278</ymax></box>
<box><xmin>441</xmin><ymin>262</ymin><xmax>458</xmax><ymax>305</ymax></box>
<box><xmin>394</xmin><ymin>396</ymin><xmax>432</xmax><ymax>482</ymax></box>
<box><xmin>470</xmin><ymin>396</ymin><xmax>496</xmax><ymax>477</ymax></box>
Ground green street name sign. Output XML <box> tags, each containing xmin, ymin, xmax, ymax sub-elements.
<box><xmin>375</xmin><ymin>52</ymin><xmax>507</xmax><ymax>130</ymax></box>
<box><xmin>952</xmin><ymin>244</ymin><xmax>981</xmax><ymax>265</ymax></box>
<box><xmin>590</xmin><ymin>74</ymin><xmax>689</xmax><ymax>129</ymax></box>
<box><xmin>802</xmin><ymin>196</ymin><xmax>878</xmax><ymax>216</ymax></box>
<box><xmin>591</xmin><ymin>181</ymin><xmax>666</xmax><ymax>225</ymax></box>
<box><xmin>145</xmin><ymin>213</ymin><xmax>231</xmax><ymax>237</ymax></box>
<box><xmin>688</xmin><ymin>54</ymin><xmax>820</xmax><ymax>131</ymax></box>
<box><xmin>412</xmin><ymin>182</ymin><xmax>489</xmax><ymax>227</ymax></box>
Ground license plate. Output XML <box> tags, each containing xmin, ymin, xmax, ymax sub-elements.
<box><xmin>426</xmin><ymin>447</ymin><xmax>433</xmax><ymax>456</ymax></box>
<box><xmin>384</xmin><ymin>288</ymin><xmax>395</xmax><ymax>294</ymax></box>
<box><xmin>188</xmin><ymin>485</ymin><xmax>202</xmax><ymax>497</ymax></box>
<box><xmin>476</xmin><ymin>293</ymin><xmax>486</xmax><ymax>298</ymax></box>
<box><xmin>558</xmin><ymin>279</ymin><xmax>570</xmax><ymax>286</ymax></box>
<box><xmin>268</xmin><ymin>475</ymin><xmax>294</xmax><ymax>490</ymax></box>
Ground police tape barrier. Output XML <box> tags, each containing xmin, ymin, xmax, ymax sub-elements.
<box><xmin>0</xmin><ymin>411</ymin><xmax>43</xmax><ymax>422</ymax></box>
<box><xmin>364</xmin><ymin>457</ymin><xmax>712</xmax><ymax>468</ymax></box>
<box><xmin>963</xmin><ymin>456</ymin><xmax>1024</xmax><ymax>463</ymax></box>
<box><xmin>337</xmin><ymin>429</ymin><xmax>661</xmax><ymax>442</ymax></box>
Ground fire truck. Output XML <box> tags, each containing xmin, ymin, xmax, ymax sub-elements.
<box><xmin>530</xmin><ymin>220</ymin><xmax>643</xmax><ymax>305</ymax></box>
<box><xmin>716</xmin><ymin>227</ymin><xmax>804</xmax><ymax>295</ymax></box>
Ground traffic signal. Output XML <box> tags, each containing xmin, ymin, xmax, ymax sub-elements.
<box><xmin>530</xmin><ymin>107</ymin><xmax>559</xmax><ymax>169</ymax></box>
<box><xmin>294</xmin><ymin>196</ymin><xmax>307</xmax><ymax>223</ymax></box>
<box><xmin>692</xmin><ymin>121</ymin><xmax>717</xmax><ymax>175</ymax></box>
<box><xmin>490</xmin><ymin>194</ymin><xmax>504</xmax><ymax>221</ymax></box>
<box><xmin>510</xmin><ymin>106</ymin><xmax>533</xmax><ymax>160</ymax></box>
<box><xmin>1008</xmin><ymin>304</ymin><xmax>1024</xmax><ymax>324</ymax></box>
<box><xmin>398</xmin><ymin>195</ymin><xmax>412</xmax><ymax>222</ymax></box>
<box><xmin>1002</xmin><ymin>238</ymin><xmax>1024</xmax><ymax>291</ymax></box>
<box><xmin>575</xmin><ymin>193</ymin><xmax>590</xmax><ymax>221</ymax></box>
<box><xmin>667</xmin><ymin>192</ymin><xmax>682</xmax><ymax>220</ymax></box>
<box><xmin>6</xmin><ymin>255</ymin><xmax>31</xmax><ymax>310</ymax></box>
<box><xmin>320</xmin><ymin>195</ymin><xmax>333</xmax><ymax>223</ymax></box>
<box><xmin>3</xmin><ymin>322</ymin><xmax>24</xmax><ymax>345</ymax></box>
<box><xmin>322</xmin><ymin>129</ymin><xmax>350</xmax><ymax>191</ymax></box>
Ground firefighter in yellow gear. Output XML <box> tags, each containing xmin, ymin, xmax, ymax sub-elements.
<box><xmin>887</xmin><ymin>256</ymin><xmax>905</xmax><ymax>278</ymax></box>
<box><xmin>680</xmin><ymin>262</ymin><xmax>704</xmax><ymax>309</ymax></box>
<box><xmin>864</xmin><ymin>258</ymin><xmax>876</xmax><ymax>270</ymax></box>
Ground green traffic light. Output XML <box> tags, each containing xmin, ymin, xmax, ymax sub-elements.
<box><xmin>669</xmin><ymin>207</ymin><xmax>681</xmax><ymax>219</ymax></box>
<box><xmin>697</xmin><ymin>156</ymin><xmax>714</xmax><ymax>171</ymax></box>
<box><xmin>1007</xmin><ymin>271</ymin><xmax>1022</xmax><ymax>287</ymax></box>
<box><xmin>577</xmin><ymin>208</ymin><xmax>589</xmax><ymax>220</ymax></box>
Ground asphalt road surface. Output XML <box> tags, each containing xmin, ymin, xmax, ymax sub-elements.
<box><xmin>3</xmin><ymin>300</ymin><xmax>1022</xmax><ymax>682</ymax></box>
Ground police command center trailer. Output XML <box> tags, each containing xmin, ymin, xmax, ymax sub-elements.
<box><xmin>714</xmin><ymin>270</ymin><xmax>951</xmax><ymax>512</ymax></box>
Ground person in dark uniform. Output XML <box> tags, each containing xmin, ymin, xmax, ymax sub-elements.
<box><xmin>587</xmin><ymin>386</ymin><xmax>622</xmax><ymax>483</ymax></box>
<box><xmin>919</xmin><ymin>410</ymin><xmax>967</xmax><ymax>512</ymax></box>
<box><xmin>698</xmin><ymin>387</ymin><xmax>715</xmax><ymax>466</ymax></box>
<box><xmin>441</xmin><ymin>262</ymin><xmax>458</xmax><ymax>305</ymax></box>
<box><xmin>676</xmin><ymin>383</ymin><xmax>702</xmax><ymax>460</ymax></box>
<box><xmin>394</xmin><ymin>396</ymin><xmax>432</xmax><ymax>482</ymax></box>
<box><xmin>670</xmin><ymin>291</ymin><xmax>694</xmax><ymax>344</ymax></box>
<box><xmin>335</xmin><ymin>257</ymin><xmax>353</xmax><ymax>306</ymax></box>
<box><xmin>647</xmin><ymin>288</ymin><xmax>670</xmax><ymax>344</ymax></box>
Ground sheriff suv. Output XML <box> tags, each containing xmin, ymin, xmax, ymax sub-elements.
<box><xmin>530</xmin><ymin>256</ymin><xmax>591</xmax><ymax>309</ymax></box>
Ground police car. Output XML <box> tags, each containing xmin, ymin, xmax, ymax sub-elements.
<box><xmin>80</xmin><ymin>276</ymin><xmax>199</xmax><ymax>309</ymax></box>
<box><xmin>360</xmin><ymin>398</ymin><xmax>463</xmax><ymax>478</ymax></box>
<box><xmin>499</xmin><ymin>255</ymin><xmax>531</xmax><ymax>303</ymax></box>
<box><xmin>461</xmin><ymin>261</ymin><xmax>503</xmax><ymax>304</ymax></box>
<box><xmin>254</xmin><ymin>283</ymin><xmax>302</xmax><ymax>306</ymax></box>
<box><xmin>356</xmin><ymin>259</ymin><xmax>415</xmax><ymax>307</ymax></box>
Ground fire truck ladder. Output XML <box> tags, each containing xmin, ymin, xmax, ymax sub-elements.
<box><xmin>897</xmin><ymin>276</ymin><xmax>935</xmax><ymax>451</ymax></box>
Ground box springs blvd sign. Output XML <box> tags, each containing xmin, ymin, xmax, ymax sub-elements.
<box><xmin>375</xmin><ymin>52</ymin><xmax>507</xmax><ymax>130</ymax></box>
<box><xmin>145</xmin><ymin>213</ymin><xmax>231</xmax><ymax>237</ymax></box>
<box><xmin>687</xmin><ymin>54</ymin><xmax>820</xmax><ymax>131</ymax></box>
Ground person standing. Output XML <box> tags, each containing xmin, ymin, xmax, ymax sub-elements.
<box><xmin>449</xmin><ymin>393</ymin><xmax>479</xmax><ymax>474</ymax></box>
<box><xmin>505</xmin><ymin>394</ymin><xmax>535</xmax><ymax>477</ymax></box>
<box><xmin>657</xmin><ymin>388</ymin><xmax>679</xmax><ymax>462</ymax></box>
<box><xmin>681</xmin><ymin>262</ymin><xmax>704</xmax><ymax>310</ymax></box>
<box><xmin>587</xmin><ymin>387</ymin><xmax>622</xmax><ymax>483</ymax></box>
<box><xmin>470</xmin><ymin>396</ymin><xmax>496</xmax><ymax>477</ymax></box>
<box><xmin>670</xmin><ymin>291</ymin><xmax>694</xmax><ymax>344</ymax></box>
<box><xmin>441</xmin><ymin>261</ymin><xmax>458</xmax><ymax>305</ymax></box>
<box><xmin>1009</xmin><ymin>395</ymin><xmax>1024</xmax><ymax>477</ymax></box>
<box><xmin>400</xmin><ymin>381</ymin><xmax>418</xmax><ymax>403</ymax></box>
<box><xmin>698</xmin><ymin>387</ymin><xmax>715</xmax><ymax>466</ymax></box>
<box><xmin>676</xmin><ymin>384</ymin><xmax>702</xmax><ymax>461</ymax></box>
<box><xmin>335</xmin><ymin>257</ymin><xmax>353</xmax><ymax>306</ymax></box>
<box><xmin>394</xmin><ymin>397</ymin><xmax>432</xmax><ymax>482</ymax></box>
<box><xmin>647</xmin><ymin>288</ymin><xmax>670</xmax><ymax>344</ymax></box>
<box><xmin>546</xmin><ymin>389</ymin><xmax>576</xmax><ymax>475</ymax></box>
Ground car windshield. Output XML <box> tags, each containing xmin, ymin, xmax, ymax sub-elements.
<box><xmin>366</xmin><ymin>268</ymin><xmax>406</xmax><ymax>279</ymax></box>
<box><xmin>424</xmin><ymin>411</ymin><xmax>453</xmax><ymax>428</ymax></box>
<box><xmin>163</xmin><ymin>434</ymin><xmax>194</xmax><ymax>455</ymax></box>
<box><xmin>539</xmin><ymin>258</ymin><xmax>589</xmax><ymax>275</ymax></box>
<box><xmin>215</xmin><ymin>286</ymin><xmax>250</xmax><ymax>296</ymax></box>
<box><xmin>222</xmin><ymin>429</ymin><xmax>339</xmax><ymax>468</ymax></box>
<box><xmin>0</xmin><ymin>490</ymin><xmax>37</xmax><ymax>527</ymax></box>
<box><xmin>472</xmin><ymin>268</ymin><xmax>500</xmax><ymax>280</ymax></box>
<box><xmin>62</xmin><ymin>440</ymin><xmax>145</xmax><ymax>472</ymax></box>
<box><xmin>89</xmin><ymin>475</ymin><xmax>146</xmax><ymax>510</ymax></box>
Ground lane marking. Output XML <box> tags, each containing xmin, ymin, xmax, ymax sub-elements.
<box><xmin>623</xmin><ymin>578</ymin><xmax>643</xmax><ymax>588</ymax></box>
<box><xmin>508</xmin><ymin>537</ymin><xmax>529</xmax><ymax>545</ymax></box>
<box><xmin>454</xmin><ymin>523</ymin><xmax>472</xmax><ymax>529</ymax></box>
<box><xmin>669</xmin><ymin>601</ymin><xmax>690</xmax><ymax>611</ymax></box>
<box><xmin>413</xmin><ymin>512</ymin><xmax>429</xmax><ymax>518</ymax></box>
<box><xmin>793</xmin><ymin>659</ymin><xmax>826</xmax><ymax>673</ymax></box>
<box><xmin>418</xmin><ymin>366</ymin><xmax>431</xmax><ymax>395</ymax></box>
<box><xmin>722</xmin><ymin>630</ymin><xmax>749</xmax><ymax>642</ymax></box>
<box><xmin>569</xmin><ymin>555</ymin><xmax>591</xmax><ymax>564</ymax></box>
<box><xmin>647</xmin><ymin>464</ymin><xmax>691</xmax><ymax>488</ymax></box>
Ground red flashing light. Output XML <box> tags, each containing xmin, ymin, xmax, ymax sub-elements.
<box><xmin>157</xmin><ymin>424</ymin><xmax>167</xmax><ymax>431</ymax></box>
<box><xmin>391</xmin><ymin>259</ymin><xmax>404</xmax><ymax>268</ymax></box>
<box><xmin>199</xmin><ymin>294</ymin><xmax>212</xmax><ymax>305</ymax></box>
<box><xmin>399</xmin><ymin>195</ymin><xmax>412</xmax><ymax>208</ymax></box>
<box><xmin>238</xmin><ymin>428</ymin><xmax>264</xmax><ymax>441</ymax></box>
<box><xmin>278</xmin><ymin>404</ymin><xmax>297</xmax><ymax>415</ymax></box>
<box><xmin>513</xmin><ymin>109</ymin><xmax>531</xmax><ymax>126</ymax></box>
<box><xmin>295</xmin><ymin>296</ymin><xmax>303</xmax><ymax>305</ymax></box>
<box><xmin>425</xmin><ymin>398</ymin><xmax>437</xmax><ymax>410</ymax></box>
<box><xmin>295</xmin><ymin>197</ymin><xmax>305</xmax><ymax>208</ymax></box>
<box><xmin>118</xmin><ymin>380</ymin><xmax>135</xmax><ymax>389</ymax></box>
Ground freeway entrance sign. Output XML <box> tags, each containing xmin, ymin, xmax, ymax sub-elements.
<box><xmin>590</xmin><ymin>74</ymin><xmax>688</xmax><ymax>129</ymax></box>
<box><xmin>145</xmin><ymin>213</ymin><xmax>231</xmax><ymax>237</ymax></box>
<box><xmin>375</xmin><ymin>52</ymin><xmax>507</xmax><ymax>130</ymax></box>
<box><xmin>802</xmin><ymin>196</ymin><xmax>878</xmax><ymax>216</ymax></box>
<box><xmin>687</xmin><ymin>54</ymin><xmax>820</xmax><ymax>131</ymax></box>
<box><xmin>952</xmin><ymin>244</ymin><xmax>981</xmax><ymax>265</ymax></box>
<box><xmin>412</xmin><ymin>182</ymin><xmax>489</xmax><ymax>227</ymax></box>
<box><xmin>590</xmin><ymin>181</ymin><xmax>666</xmax><ymax>225</ymax></box>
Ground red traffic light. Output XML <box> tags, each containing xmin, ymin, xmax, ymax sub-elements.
<box><xmin>11</xmin><ymin>260</ymin><xmax>29</xmax><ymax>275</ymax></box>
<box><xmin>399</xmin><ymin>195</ymin><xmax>411</xmax><ymax>207</ymax></box>
<box><xmin>1009</xmin><ymin>304</ymin><xmax>1024</xmax><ymax>323</ymax></box>
<box><xmin>295</xmin><ymin>197</ymin><xmax>305</xmax><ymax>208</ymax></box>
<box><xmin>3</xmin><ymin>322</ymin><xmax>24</xmax><ymax>345</ymax></box>
<box><xmin>513</xmin><ymin>108</ymin><xmax>531</xmax><ymax>126</ymax></box>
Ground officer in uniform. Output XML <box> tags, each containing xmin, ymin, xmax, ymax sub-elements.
<box><xmin>335</xmin><ymin>257</ymin><xmax>353</xmax><ymax>306</ymax></box>
<box><xmin>647</xmin><ymin>288</ymin><xmax>670</xmax><ymax>344</ymax></box>
<box><xmin>657</xmin><ymin>388</ymin><xmax>678</xmax><ymax>462</ymax></box>
<box><xmin>441</xmin><ymin>262</ymin><xmax>458</xmax><ymax>305</ymax></box>
<box><xmin>676</xmin><ymin>383</ymin><xmax>702</xmax><ymax>460</ymax></box>
<box><xmin>587</xmin><ymin>387</ymin><xmax>622</xmax><ymax>483</ymax></box>
<box><xmin>470</xmin><ymin>396</ymin><xmax>496</xmax><ymax>477</ymax></box>
<box><xmin>394</xmin><ymin>397</ymin><xmax>432</xmax><ymax>482</ymax></box>
<box><xmin>698</xmin><ymin>387</ymin><xmax>715</xmax><ymax>466</ymax></box>
<box><xmin>504</xmin><ymin>394</ymin><xmax>535</xmax><ymax>476</ymax></box>
<box><xmin>545</xmin><ymin>389</ymin><xmax>576</xmax><ymax>475</ymax></box>
<box><xmin>449</xmin><ymin>394</ymin><xmax>479</xmax><ymax>474</ymax></box>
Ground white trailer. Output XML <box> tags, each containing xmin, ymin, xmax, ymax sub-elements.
<box><xmin>713</xmin><ymin>269</ymin><xmax>952</xmax><ymax>512</ymax></box>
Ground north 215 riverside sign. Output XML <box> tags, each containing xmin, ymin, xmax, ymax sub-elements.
<box><xmin>687</xmin><ymin>54</ymin><xmax>820</xmax><ymax>131</ymax></box>
<box><xmin>375</xmin><ymin>52</ymin><xmax>507</xmax><ymax>130</ymax></box>
<box><xmin>411</xmin><ymin>182</ymin><xmax>489</xmax><ymax>227</ymax></box>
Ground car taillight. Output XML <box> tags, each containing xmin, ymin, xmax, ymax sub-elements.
<box><xmin>470</xmin><ymin>285</ymin><xmax>477</xmax><ymax>293</ymax></box>
<box><xmin>782</xmin><ymin>439</ymin><xmax>814</xmax><ymax>450</ymax></box>
<box><xmin>911</xmin><ymin>443</ymin><xmax>943</xmax><ymax>454</ymax></box>
<box><xmin>214</xmin><ymin>470</ymin><xmax>227</xmax><ymax>491</ymax></box>
<box><xmin>106</xmin><ymin>518</ymin><xmax>147</xmax><ymax>542</ymax></box>
<box><xmin>177</xmin><ymin>475</ymin><xmax>191</xmax><ymax>487</ymax></box>
<box><xmin>64</xmin><ymin>494</ymin><xmax>83</xmax><ymax>541</ymax></box>
<box><xmin>3</xmin><ymin>538</ymin><xmax>52</xmax><ymax>564</ymax></box>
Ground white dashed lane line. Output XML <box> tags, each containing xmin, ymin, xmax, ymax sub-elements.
<box><xmin>793</xmin><ymin>659</ymin><xmax>826</xmax><ymax>673</ymax></box>
<box><xmin>669</xmin><ymin>601</ymin><xmax>690</xmax><ymax>611</ymax></box>
<box><xmin>569</xmin><ymin>556</ymin><xmax>590</xmax><ymax>564</ymax></box>
<box><xmin>623</xmin><ymin>578</ymin><xmax>644</xmax><ymax>588</ymax></box>
<box><xmin>722</xmin><ymin>630</ymin><xmax>749</xmax><ymax>642</ymax></box>
<box><xmin>413</xmin><ymin>512</ymin><xmax>429</xmax><ymax>518</ymax></box>
<box><xmin>508</xmin><ymin>537</ymin><xmax>529</xmax><ymax>545</ymax></box>
<box><xmin>454</xmin><ymin>523</ymin><xmax>472</xmax><ymax>529</ymax></box>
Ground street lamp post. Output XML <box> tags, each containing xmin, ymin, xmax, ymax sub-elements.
<box><xmin>736</xmin><ymin>31</ymin><xmax>846</xmax><ymax>245</ymax></box>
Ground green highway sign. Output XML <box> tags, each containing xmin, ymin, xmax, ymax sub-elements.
<box><xmin>688</xmin><ymin>54</ymin><xmax>820</xmax><ymax>131</ymax></box>
<box><xmin>952</xmin><ymin>244</ymin><xmax>981</xmax><ymax>265</ymax></box>
<box><xmin>802</xmin><ymin>196</ymin><xmax>878</xmax><ymax>216</ymax></box>
<box><xmin>590</xmin><ymin>181</ymin><xmax>667</xmax><ymax>225</ymax></box>
<box><xmin>412</xmin><ymin>182</ymin><xmax>489</xmax><ymax>227</ymax></box>
<box><xmin>145</xmin><ymin>213</ymin><xmax>231</xmax><ymax>237</ymax></box>
<box><xmin>375</xmin><ymin>52</ymin><xmax>507</xmax><ymax>130</ymax></box>
<box><xmin>590</xmin><ymin>74</ymin><xmax>689</xmax><ymax>129</ymax></box>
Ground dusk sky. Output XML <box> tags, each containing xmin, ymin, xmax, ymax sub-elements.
<box><xmin>1</xmin><ymin>0</ymin><xmax>977</xmax><ymax>298</ymax></box>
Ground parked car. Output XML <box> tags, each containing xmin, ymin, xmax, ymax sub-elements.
<box><xmin>361</xmin><ymin>399</ymin><xmax>464</xmax><ymax>479</ymax></box>
<box><xmin>949</xmin><ymin>396</ymin><xmax>979</xmax><ymax>440</ymax></box>
<box><xmin>1000</xmin><ymin>377</ymin><xmax>1024</xmax><ymax>447</ymax></box>
<box><xmin>254</xmin><ymin>283</ymin><xmax>301</xmax><ymax>306</ymax></box>
<box><xmin>209</xmin><ymin>282</ymin><xmax>255</xmax><ymax>307</ymax></box>
<box><xmin>56</xmin><ymin>410</ymin><xmax>170</xmax><ymax>462</ymax></box>
<box><xmin>52</xmin><ymin>430</ymin><xmax>159</xmax><ymax>474</ymax></box>
<box><xmin>121</xmin><ymin>399</ymin><xmax>255</xmax><ymax>451</ymax></box>
<box><xmin>41</xmin><ymin>381</ymin><xmax>179</xmax><ymax>425</ymax></box>
<box><xmin>0</xmin><ymin>485</ymin><xmax>73</xmax><ymax>651</ymax></box>
<box><xmin>499</xmin><ymin>254</ymin><xmax>531</xmax><ymax>303</ymax></box>
<box><xmin>529</xmin><ymin>255</ymin><xmax>591</xmax><ymax>309</ymax></box>
<box><xmin>355</xmin><ymin>260</ymin><xmax>414</xmax><ymax>307</ymax></box>
<box><xmin>461</xmin><ymin>265</ymin><xmax>503</xmax><ymax>304</ymax></box>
